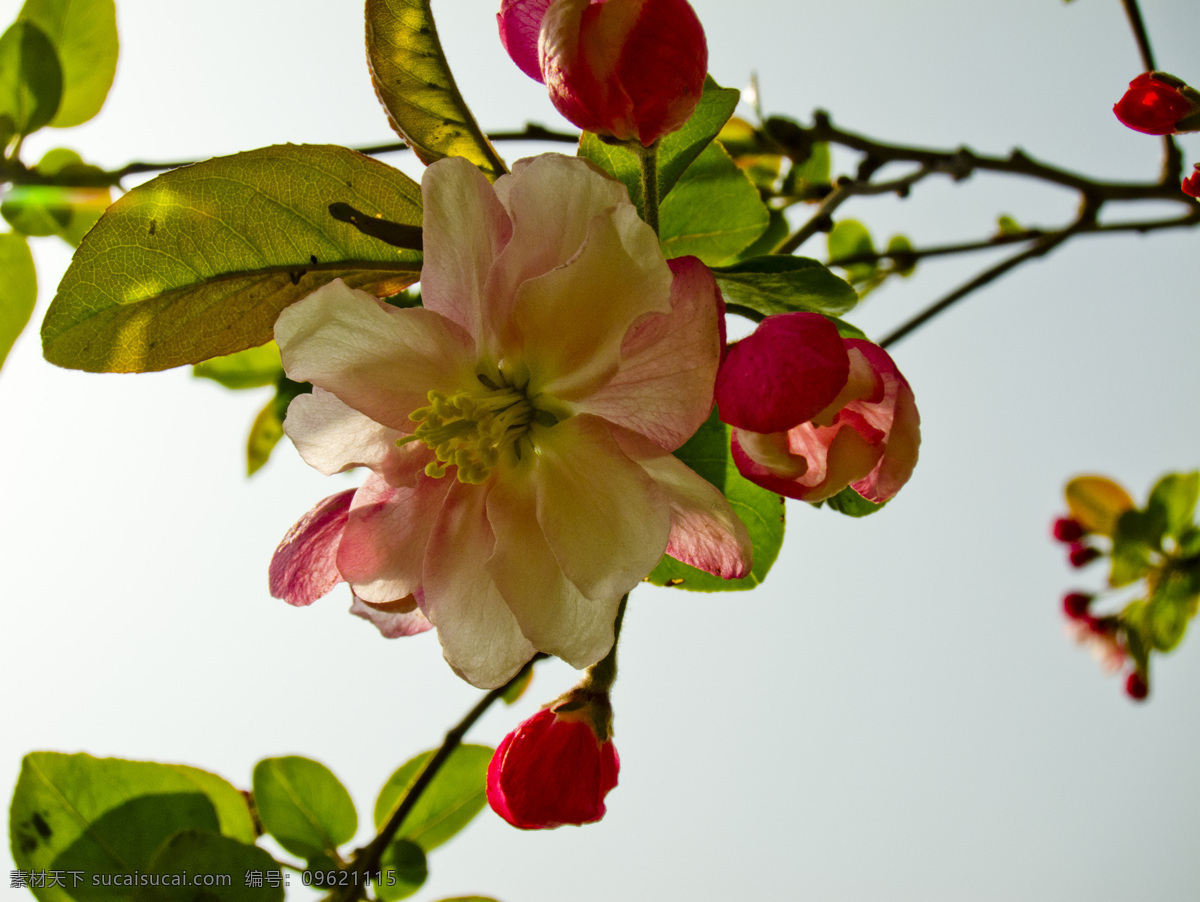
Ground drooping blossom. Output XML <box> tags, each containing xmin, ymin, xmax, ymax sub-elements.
<box><xmin>714</xmin><ymin>312</ymin><xmax>920</xmax><ymax>504</ymax></box>
<box><xmin>269</xmin><ymin>153</ymin><xmax>751</xmax><ymax>688</ymax></box>
<box><xmin>1064</xmin><ymin>617</ymin><xmax>1126</xmax><ymax>674</ymax></box>
<box><xmin>498</xmin><ymin>0</ymin><xmax>707</xmax><ymax>146</ymax></box>
<box><xmin>487</xmin><ymin>697</ymin><xmax>618</xmax><ymax>829</ymax></box>
<box><xmin>1112</xmin><ymin>72</ymin><xmax>1200</xmax><ymax>135</ymax></box>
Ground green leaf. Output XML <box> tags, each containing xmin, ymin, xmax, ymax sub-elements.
<box><xmin>659</xmin><ymin>141</ymin><xmax>769</xmax><ymax>265</ymax></box>
<box><xmin>1146</xmin><ymin>578</ymin><xmax>1194</xmax><ymax>652</ymax></box>
<box><xmin>827</xmin><ymin>219</ymin><xmax>875</xmax><ymax>284</ymax></box>
<box><xmin>823</xmin><ymin>486</ymin><xmax>887</xmax><ymax>517</ymax></box>
<box><xmin>41</xmin><ymin>144</ymin><xmax>424</xmax><ymax>373</ymax></box>
<box><xmin>886</xmin><ymin>234</ymin><xmax>916</xmax><ymax>277</ymax></box>
<box><xmin>246</xmin><ymin>396</ymin><xmax>285</xmax><ymax>476</ymax></box>
<box><xmin>646</xmin><ymin>406</ymin><xmax>785</xmax><ymax>591</ymax></box>
<box><xmin>373</xmin><ymin>744</ymin><xmax>492</xmax><ymax>853</ymax></box>
<box><xmin>788</xmin><ymin>140</ymin><xmax>831</xmax><ymax>189</ymax></box>
<box><xmin>365</xmin><ymin>0</ymin><xmax>506</xmax><ymax>181</ymax></box>
<box><xmin>10</xmin><ymin>753</ymin><xmax>255</xmax><ymax>902</ymax></box>
<box><xmin>193</xmin><ymin>343</ymin><xmax>283</xmax><ymax>390</ymax></box>
<box><xmin>1122</xmin><ymin>599</ymin><xmax>1151</xmax><ymax>674</ymax></box>
<box><xmin>18</xmin><ymin>0</ymin><xmax>117</xmax><ymax>128</ymax></box>
<box><xmin>577</xmin><ymin>76</ymin><xmax>741</xmax><ymax>215</ymax></box>
<box><xmin>996</xmin><ymin>214</ymin><xmax>1022</xmax><ymax>236</ymax></box>
<box><xmin>429</xmin><ymin>898</ymin><xmax>503</xmax><ymax>902</ymax></box>
<box><xmin>1065</xmin><ymin>475</ymin><xmax>1135</xmax><ymax>538</ymax></box>
<box><xmin>1110</xmin><ymin>511</ymin><xmax>1155</xmax><ymax>588</ymax></box>
<box><xmin>3</xmin><ymin>150</ymin><xmax>109</xmax><ymax>245</ymax></box>
<box><xmin>499</xmin><ymin>664</ymin><xmax>533</xmax><ymax>705</ymax></box>
<box><xmin>251</xmin><ymin>756</ymin><xmax>357</xmax><ymax>861</ymax></box>
<box><xmin>133</xmin><ymin>830</ymin><xmax>284</xmax><ymax>902</ymax></box>
<box><xmin>728</xmin><ymin>207</ymin><xmax>789</xmax><ymax>261</ymax></box>
<box><xmin>713</xmin><ymin>255</ymin><xmax>858</xmax><ymax>319</ymax></box>
<box><xmin>0</xmin><ymin>231</ymin><xmax>36</xmax><ymax>370</ymax></box>
<box><xmin>0</xmin><ymin>20</ymin><xmax>62</xmax><ymax>138</ymax></box>
<box><xmin>1147</xmin><ymin>471</ymin><xmax>1200</xmax><ymax>541</ymax></box>
<box><xmin>375</xmin><ymin>839</ymin><xmax>428</xmax><ymax>902</ymax></box>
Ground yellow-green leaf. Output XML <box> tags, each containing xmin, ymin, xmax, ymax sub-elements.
<box><xmin>1065</xmin><ymin>475</ymin><xmax>1136</xmax><ymax>537</ymax></box>
<box><xmin>365</xmin><ymin>0</ymin><xmax>506</xmax><ymax>181</ymax></box>
<box><xmin>19</xmin><ymin>0</ymin><xmax>118</xmax><ymax>128</ymax></box>
<box><xmin>41</xmin><ymin>144</ymin><xmax>424</xmax><ymax>373</ymax></box>
<box><xmin>0</xmin><ymin>231</ymin><xmax>36</xmax><ymax>370</ymax></box>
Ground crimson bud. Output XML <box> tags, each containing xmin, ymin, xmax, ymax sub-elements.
<box><xmin>1052</xmin><ymin>517</ymin><xmax>1085</xmax><ymax>543</ymax></box>
<box><xmin>1113</xmin><ymin>72</ymin><xmax>1200</xmax><ymax>135</ymax></box>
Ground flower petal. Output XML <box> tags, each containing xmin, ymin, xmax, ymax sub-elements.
<box><xmin>576</xmin><ymin>255</ymin><xmax>722</xmax><ymax>450</ymax></box>
<box><xmin>513</xmin><ymin>202</ymin><xmax>672</xmax><ymax>400</ymax></box>
<box><xmin>485</xmin><ymin>154</ymin><xmax>633</xmax><ymax>343</ymax></box>
<box><xmin>420</xmin><ymin>156</ymin><xmax>513</xmax><ymax>341</ymax></box>
<box><xmin>846</xmin><ymin>340</ymin><xmax>921</xmax><ymax>503</ymax></box>
<box><xmin>283</xmin><ymin>387</ymin><xmax>408</xmax><ymax>479</ymax></box>
<box><xmin>349</xmin><ymin>595</ymin><xmax>433</xmax><ymax>638</ymax></box>
<box><xmin>275</xmin><ymin>280</ymin><xmax>478</xmax><ymax>430</ymax></box>
<box><xmin>421</xmin><ymin>480</ymin><xmax>537</xmax><ymax>688</ymax></box>
<box><xmin>715</xmin><ymin>311</ymin><xmax>849</xmax><ymax>434</ymax></box>
<box><xmin>533</xmin><ymin>414</ymin><xmax>671</xmax><ymax>599</ymax></box>
<box><xmin>269</xmin><ymin>489</ymin><xmax>355</xmax><ymax>606</ymax></box>
<box><xmin>487</xmin><ymin>467</ymin><xmax>622</xmax><ymax>668</ymax></box>
<box><xmin>497</xmin><ymin>0</ymin><xmax>554</xmax><ymax>82</ymax></box>
<box><xmin>613</xmin><ymin>427</ymin><xmax>753</xmax><ymax>579</ymax></box>
<box><xmin>338</xmin><ymin>466</ymin><xmax>451</xmax><ymax>603</ymax></box>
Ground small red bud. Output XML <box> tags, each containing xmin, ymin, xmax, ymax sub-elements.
<box><xmin>1183</xmin><ymin>165</ymin><xmax>1200</xmax><ymax>199</ymax></box>
<box><xmin>1062</xmin><ymin>592</ymin><xmax>1093</xmax><ymax>619</ymax></box>
<box><xmin>1052</xmin><ymin>517</ymin><xmax>1085</xmax><ymax>543</ymax></box>
<box><xmin>1068</xmin><ymin>544</ymin><xmax>1101</xmax><ymax>568</ymax></box>
<box><xmin>1125</xmin><ymin>671</ymin><xmax>1149</xmax><ymax>701</ymax></box>
<box><xmin>1113</xmin><ymin>72</ymin><xmax>1200</xmax><ymax>135</ymax></box>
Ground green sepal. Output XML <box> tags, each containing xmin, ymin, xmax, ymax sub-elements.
<box><xmin>822</xmin><ymin>486</ymin><xmax>887</xmax><ymax>517</ymax></box>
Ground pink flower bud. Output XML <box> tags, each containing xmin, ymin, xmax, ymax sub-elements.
<box><xmin>1068</xmin><ymin>543</ymin><xmax>1101</xmax><ymax>568</ymax></box>
<box><xmin>487</xmin><ymin>702</ymin><xmax>619</xmax><ymax>829</ymax></box>
<box><xmin>1113</xmin><ymin>72</ymin><xmax>1200</xmax><ymax>136</ymax></box>
<box><xmin>1061</xmin><ymin>592</ymin><xmax>1093</xmax><ymax>620</ymax></box>
<box><xmin>498</xmin><ymin>0</ymin><xmax>708</xmax><ymax>145</ymax></box>
<box><xmin>1125</xmin><ymin>671</ymin><xmax>1149</xmax><ymax>701</ymax></box>
<box><xmin>1052</xmin><ymin>517</ymin><xmax>1085</xmax><ymax>543</ymax></box>
<box><xmin>715</xmin><ymin>312</ymin><xmax>920</xmax><ymax>504</ymax></box>
<box><xmin>1183</xmin><ymin>164</ymin><xmax>1200</xmax><ymax>199</ymax></box>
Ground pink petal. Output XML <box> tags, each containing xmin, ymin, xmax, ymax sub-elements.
<box><xmin>349</xmin><ymin>595</ymin><xmax>433</xmax><ymax>638</ymax></box>
<box><xmin>337</xmin><ymin>466</ymin><xmax>452</xmax><ymax>603</ymax></box>
<box><xmin>614</xmin><ymin>428</ymin><xmax>753</xmax><ymax>579</ymax></box>
<box><xmin>283</xmin><ymin>388</ymin><xmax>408</xmax><ymax>481</ymax></box>
<box><xmin>578</xmin><ymin>256</ymin><xmax>723</xmax><ymax>451</ymax></box>
<box><xmin>512</xmin><ymin>202</ymin><xmax>671</xmax><ymax>400</ymax></box>
<box><xmin>497</xmin><ymin>0</ymin><xmax>554</xmax><ymax>82</ymax></box>
<box><xmin>421</xmin><ymin>480</ymin><xmax>537</xmax><ymax>688</ymax></box>
<box><xmin>275</xmin><ymin>280</ymin><xmax>478</xmax><ymax>431</ymax></box>
<box><xmin>486</xmin><ymin>469</ymin><xmax>622</xmax><ymax>668</ymax></box>
<box><xmin>420</xmin><ymin>157</ymin><xmax>513</xmax><ymax>341</ymax></box>
<box><xmin>846</xmin><ymin>341</ymin><xmax>921</xmax><ymax>503</ymax></box>
<box><xmin>715</xmin><ymin>312</ymin><xmax>849</xmax><ymax>434</ymax></box>
<box><xmin>532</xmin><ymin>414</ymin><xmax>671</xmax><ymax>599</ymax></box>
<box><xmin>269</xmin><ymin>490</ymin><xmax>355</xmax><ymax>606</ymax></box>
<box><xmin>485</xmin><ymin>154</ymin><xmax>632</xmax><ymax>346</ymax></box>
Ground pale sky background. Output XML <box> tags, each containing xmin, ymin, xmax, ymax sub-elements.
<box><xmin>3</xmin><ymin>1</ymin><xmax>1200</xmax><ymax>900</ymax></box>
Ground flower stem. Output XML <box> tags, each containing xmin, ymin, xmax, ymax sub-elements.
<box><xmin>329</xmin><ymin>655</ymin><xmax>544</xmax><ymax>902</ymax></box>
<box><xmin>583</xmin><ymin>595</ymin><xmax>628</xmax><ymax>694</ymax></box>
<box><xmin>636</xmin><ymin>142</ymin><xmax>661</xmax><ymax>234</ymax></box>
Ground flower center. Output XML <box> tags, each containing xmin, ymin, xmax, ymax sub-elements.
<box><xmin>402</xmin><ymin>376</ymin><xmax>538</xmax><ymax>484</ymax></box>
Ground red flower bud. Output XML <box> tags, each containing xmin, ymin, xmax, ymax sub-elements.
<box><xmin>1052</xmin><ymin>516</ymin><xmax>1085</xmax><ymax>543</ymax></box>
<box><xmin>1183</xmin><ymin>165</ymin><xmax>1200</xmax><ymax>199</ymax></box>
<box><xmin>1125</xmin><ymin>671</ymin><xmax>1149</xmax><ymax>701</ymax></box>
<box><xmin>1068</xmin><ymin>544</ymin><xmax>1101</xmax><ymax>568</ymax></box>
<box><xmin>487</xmin><ymin>702</ymin><xmax>619</xmax><ymax>829</ymax></box>
<box><xmin>1062</xmin><ymin>592</ymin><xmax>1093</xmax><ymax>619</ymax></box>
<box><xmin>499</xmin><ymin>0</ymin><xmax>708</xmax><ymax>145</ymax></box>
<box><xmin>1113</xmin><ymin>72</ymin><xmax>1200</xmax><ymax>136</ymax></box>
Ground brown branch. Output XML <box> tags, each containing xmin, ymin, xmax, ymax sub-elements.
<box><xmin>1121</xmin><ymin>0</ymin><xmax>1157</xmax><ymax>71</ymax></box>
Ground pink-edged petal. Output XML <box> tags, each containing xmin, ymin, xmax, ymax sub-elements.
<box><xmin>497</xmin><ymin>0</ymin><xmax>554</xmax><ymax>82</ymax></box>
<box><xmin>338</xmin><ymin>466</ymin><xmax>451</xmax><ymax>603</ymax></box>
<box><xmin>513</xmin><ymin>202</ymin><xmax>671</xmax><ymax>400</ymax></box>
<box><xmin>269</xmin><ymin>490</ymin><xmax>355</xmax><ymax>606</ymax></box>
<box><xmin>614</xmin><ymin>428</ymin><xmax>753</xmax><ymax>580</ymax></box>
<box><xmin>532</xmin><ymin>414</ymin><xmax>671</xmax><ymax>599</ymax></box>
<box><xmin>716</xmin><ymin>312</ymin><xmax>849</xmax><ymax>434</ymax></box>
<box><xmin>283</xmin><ymin>387</ymin><xmax>409</xmax><ymax>480</ymax></box>
<box><xmin>485</xmin><ymin>154</ymin><xmax>632</xmax><ymax>341</ymax></box>
<box><xmin>421</xmin><ymin>480</ymin><xmax>537</xmax><ymax>688</ymax></box>
<box><xmin>577</xmin><ymin>255</ymin><xmax>722</xmax><ymax>451</ymax></box>
<box><xmin>420</xmin><ymin>157</ymin><xmax>513</xmax><ymax>341</ymax></box>
<box><xmin>788</xmin><ymin>414</ymin><xmax>884</xmax><ymax>502</ymax></box>
<box><xmin>349</xmin><ymin>594</ymin><xmax>433</xmax><ymax>638</ymax></box>
<box><xmin>846</xmin><ymin>341</ymin><xmax>921</xmax><ymax>503</ymax></box>
<box><xmin>487</xmin><ymin>466</ymin><xmax>622</xmax><ymax>668</ymax></box>
<box><xmin>275</xmin><ymin>280</ymin><xmax>478</xmax><ymax>430</ymax></box>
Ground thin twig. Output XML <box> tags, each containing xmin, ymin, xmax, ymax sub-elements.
<box><xmin>1120</xmin><ymin>0</ymin><xmax>1157</xmax><ymax>71</ymax></box>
